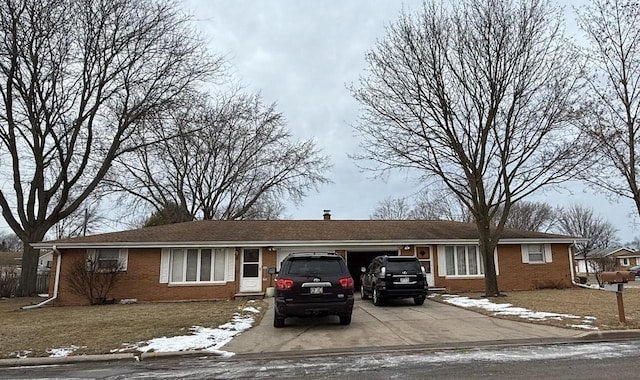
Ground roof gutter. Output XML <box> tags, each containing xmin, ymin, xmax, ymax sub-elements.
<box><xmin>22</xmin><ymin>245</ymin><xmax>61</xmax><ymax>310</ymax></box>
<box><xmin>568</xmin><ymin>240</ymin><xmax>596</xmax><ymax>290</ymax></box>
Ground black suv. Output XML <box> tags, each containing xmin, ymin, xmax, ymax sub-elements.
<box><xmin>360</xmin><ymin>255</ymin><xmax>428</xmax><ymax>306</ymax></box>
<box><xmin>273</xmin><ymin>252</ymin><xmax>354</xmax><ymax>328</ymax></box>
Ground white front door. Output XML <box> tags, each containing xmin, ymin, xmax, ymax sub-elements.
<box><xmin>240</xmin><ymin>248</ymin><xmax>262</xmax><ymax>292</ymax></box>
<box><xmin>419</xmin><ymin>258</ymin><xmax>434</xmax><ymax>288</ymax></box>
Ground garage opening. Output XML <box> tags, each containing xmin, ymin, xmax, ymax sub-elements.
<box><xmin>346</xmin><ymin>250</ymin><xmax>397</xmax><ymax>289</ymax></box>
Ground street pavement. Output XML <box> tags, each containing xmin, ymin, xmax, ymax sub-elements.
<box><xmin>222</xmin><ymin>297</ymin><xmax>584</xmax><ymax>354</ymax></box>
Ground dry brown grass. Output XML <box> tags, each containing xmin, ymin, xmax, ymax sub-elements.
<box><xmin>0</xmin><ymin>297</ymin><xmax>266</xmax><ymax>358</ymax></box>
<box><xmin>431</xmin><ymin>287</ymin><xmax>640</xmax><ymax>330</ymax></box>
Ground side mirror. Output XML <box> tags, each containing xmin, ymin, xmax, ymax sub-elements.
<box><xmin>268</xmin><ymin>267</ymin><xmax>277</xmax><ymax>275</ymax></box>
<box><xmin>360</xmin><ymin>266</ymin><xmax>366</xmax><ymax>273</ymax></box>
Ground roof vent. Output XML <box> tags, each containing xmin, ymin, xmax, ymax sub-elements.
<box><xmin>323</xmin><ymin>209</ymin><xmax>331</xmax><ymax>221</ymax></box>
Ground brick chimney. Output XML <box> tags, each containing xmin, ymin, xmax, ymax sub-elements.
<box><xmin>323</xmin><ymin>209</ymin><xmax>331</xmax><ymax>221</ymax></box>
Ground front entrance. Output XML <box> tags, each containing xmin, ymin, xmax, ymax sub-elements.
<box><xmin>240</xmin><ymin>248</ymin><xmax>262</xmax><ymax>292</ymax></box>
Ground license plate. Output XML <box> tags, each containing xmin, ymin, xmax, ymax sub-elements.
<box><xmin>400</xmin><ymin>277</ymin><xmax>409</xmax><ymax>283</ymax></box>
<box><xmin>310</xmin><ymin>287</ymin><xmax>323</xmax><ymax>294</ymax></box>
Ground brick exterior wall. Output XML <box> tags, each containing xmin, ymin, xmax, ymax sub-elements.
<box><xmin>432</xmin><ymin>243</ymin><xmax>573</xmax><ymax>292</ymax></box>
<box><xmin>48</xmin><ymin>243</ymin><xmax>575</xmax><ymax>305</ymax></box>
<box><xmin>51</xmin><ymin>248</ymin><xmax>239</xmax><ymax>306</ymax></box>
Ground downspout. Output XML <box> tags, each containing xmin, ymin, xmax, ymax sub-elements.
<box><xmin>22</xmin><ymin>245</ymin><xmax>61</xmax><ymax>310</ymax></box>
<box><xmin>569</xmin><ymin>241</ymin><xmax>594</xmax><ymax>289</ymax></box>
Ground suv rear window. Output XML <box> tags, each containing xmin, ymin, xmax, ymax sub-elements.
<box><xmin>386</xmin><ymin>258</ymin><xmax>421</xmax><ymax>272</ymax></box>
<box><xmin>288</xmin><ymin>258</ymin><xmax>343</xmax><ymax>275</ymax></box>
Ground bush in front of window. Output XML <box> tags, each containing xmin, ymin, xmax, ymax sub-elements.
<box><xmin>67</xmin><ymin>256</ymin><xmax>125</xmax><ymax>305</ymax></box>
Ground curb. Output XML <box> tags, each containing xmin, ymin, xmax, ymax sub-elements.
<box><xmin>0</xmin><ymin>353</ymin><xmax>135</xmax><ymax>368</ymax></box>
<box><xmin>0</xmin><ymin>350</ymin><xmax>235</xmax><ymax>368</ymax></box>
<box><xmin>3</xmin><ymin>331</ymin><xmax>640</xmax><ymax>368</ymax></box>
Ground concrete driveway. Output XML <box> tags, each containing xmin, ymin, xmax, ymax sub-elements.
<box><xmin>223</xmin><ymin>297</ymin><xmax>584</xmax><ymax>354</ymax></box>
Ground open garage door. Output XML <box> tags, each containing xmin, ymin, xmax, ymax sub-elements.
<box><xmin>346</xmin><ymin>250</ymin><xmax>397</xmax><ymax>289</ymax></box>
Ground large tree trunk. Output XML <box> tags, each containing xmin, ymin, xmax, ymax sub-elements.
<box><xmin>18</xmin><ymin>230</ymin><xmax>47</xmax><ymax>297</ymax></box>
<box><xmin>477</xmin><ymin>221</ymin><xmax>500</xmax><ymax>297</ymax></box>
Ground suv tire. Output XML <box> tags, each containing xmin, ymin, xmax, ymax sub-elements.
<box><xmin>372</xmin><ymin>286</ymin><xmax>382</xmax><ymax>306</ymax></box>
<box><xmin>274</xmin><ymin>310</ymin><xmax>285</xmax><ymax>328</ymax></box>
<box><xmin>414</xmin><ymin>295</ymin><xmax>425</xmax><ymax>306</ymax></box>
<box><xmin>360</xmin><ymin>283</ymin><xmax>369</xmax><ymax>300</ymax></box>
<box><xmin>339</xmin><ymin>314</ymin><xmax>352</xmax><ymax>325</ymax></box>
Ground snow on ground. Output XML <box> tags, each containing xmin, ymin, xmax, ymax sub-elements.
<box><xmin>439</xmin><ymin>294</ymin><xmax>598</xmax><ymax>330</ymax></box>
<box><xmin>47</xmin><ymin>345</ymin><xmax>83</xmax><ymax>358</ymax></box>
<box><xmin>113</xmin><ymin>302</ymin><xmax>262</xmax><ymax>356</ymax></box>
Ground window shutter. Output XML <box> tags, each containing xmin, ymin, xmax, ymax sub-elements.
<box><xmin>544</xmin><ymin>244</ymin><xmax>552</xmax><ymax>263</ymax></box>
<box><xmin>226</xmin><ymin>249</ymin><xmax>235</xmax><ymax>281</ymax></box>
<box><xmin>159</xmin><ymin>248</ymin><xmax>170</xmax><ymax>283</ymax></box>
<box><xmin>521</xmin><ymin>245</ymin><xmax>530</xmax><ymax>264</ymax></box>
<box><xmin>119</xmin><ymin>249</ymin><xmax>128</xmax><ymax>271</ymax></box>
<box><xmin>436</xmin><ymin>245</ymin><xmax>446</xmax><ymax>276</ymax></box>
<box><xmin>493</xmin><ymin>247</ymin><xmax>500</xmax><ymax>275</ymax></box>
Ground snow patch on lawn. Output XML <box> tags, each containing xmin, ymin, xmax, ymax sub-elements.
<box><xmin>47</xmin><ymin>345</ymin><xmax>83</xmax><ymax>357</ymax></box>
<box><xmin>441</xmin><ymin>294</ymin><xmax>597</xmax><ymax>330</ymax></box>
<box><xmin>116</xmin><ymin>304</ymin><xmax>262</xmax><ymax>355</ymax></box>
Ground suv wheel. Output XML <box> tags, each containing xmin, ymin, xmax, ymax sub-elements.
<box><xmin>414</xmin><ymin>296</ymin><xmax>425</xmax><ymax>306</ymax></box>
<box><xmin>274</xmin><ymin>310</ymin><xmax>285</xmax><ymax>328</ymax></box>
<box><xmin>360</xmin><ymin>283</ymin><xmax>369</xmax><ymax>300</ymax></box>
<box><xmin>339</xmin><ymin>314</ymin><xmax>352</xmax><ymax>325</ymax></box>
<box><xmin>372</xmin><ymin>286</ymin><xmax>382</xmax><ymax>306</ymax></box>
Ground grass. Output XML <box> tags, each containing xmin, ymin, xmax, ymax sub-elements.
<box><xmin>4</xmin><ymin>287</ymin><xmax>639</xmax><ymax>358</ymax></box>
<box><xmin>430</xmin><ymin>287</ymin><xmax>640</xmax><ymax>330</ymax></box>
<box><xmin>0</xmin><ymin>297</ymin><xmax>267</xmax><ymax>358</ymax></box>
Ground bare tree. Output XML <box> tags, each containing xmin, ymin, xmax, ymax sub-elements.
<box><xmin>370</xmin><ymin>197</ymin><xmax>413</xmax><ymax>220</ymax></box>
<box><xmin>371</xmin><ymin>188</ymin><xmax>472</xmax><ymax>221</ymax></box>
<box><xmin>500</xmin><ymin>201</ymin><xmax>556</xmax><ymax>232</ymax></box>
<box><xmin>555</xmin><ymin>204</ymin><xmax>619</xmax><ymax>258</ymax></box>
<box><xmin>0</xmin><ymin>232</ymin><xmax>22</xmax><ymax>252</ymax></box>
<box><xmin>590</xmin><ymin>256</ymin><xmax>619</xmax><ymax>287</ymax></box>
<box><xmin>351</xmin><ymin>0</ymin><xmax>587</xmax><ymax>296</ymax></box>
<box><xmin>67</xmin><ymin>255</ymin><xmax>125</xmax><ymax>305</ymax></box>
<box><xmin>576</xmin><ymin>0</ymin><xmax>640</xmax><ymax>220</ymax></box>
<box><xmin>0</xmin><ymin>0</ymin><xmax>220</xmax><ymax>295</ymax></box>
<box><xmin>51</xmin><ymin>196</ymin><xmax>105</xmax><ymax>239</ymax></box>
<box><xmin>113</xmin><ymin>91</ymin><xmax>330</xmax><ymax>221</ymax></box>
<box><xmin>142</xmin><ymin>201</ymin><xmax>194</xmax><ymax>227</ymax></box>
<box><xmin>410</xmin><ymin>188</ymin><xmax>474</xmax><ymax>222</ymax></box>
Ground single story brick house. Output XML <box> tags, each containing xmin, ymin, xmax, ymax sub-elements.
<box><xmin>33</xmin><ymin>215</ymin><xmax>584</xmax><ymax>306</ymax></box>
<box><xmin>574</xmin><ymin>247</ymin><xmax>640</xmax><ymax>273</ymax></box>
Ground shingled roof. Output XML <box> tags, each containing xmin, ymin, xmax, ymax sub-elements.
<box><xmin>33</xmin><ymin>220</ymin><xmax>580</xmax><ymax>249</ymax></box>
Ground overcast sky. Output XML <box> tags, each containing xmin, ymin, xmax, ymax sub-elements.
<box><xmin>0</xmin><ymin>0</ymin><xmax>634</xmax><ymax>244</ymax></box>
<box><xmin>178</xmin><ymin>0</ymin><xmax>636</xmax><ymax>243</ymax></box>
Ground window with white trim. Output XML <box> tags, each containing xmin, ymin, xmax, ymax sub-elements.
<box><xmin>97</xmin><ymin>248</ymin><xmax>120</xmax><ymax>269</ymax></box>
<box><xmin>170</xmin><ymin>248</ymin><xmax>226</xmax><ymax>283</ymax></box>
<box><xmin>621</xmin><ymin>258</ymin><xmax>630</xmax><ymax>266</ymax></box>
<box><xmin>527</xmin><ymin>244</ymin><xmax>545</xmax><ymax>263</ymax></box>
<box><xmin>89</xmin><ymin>248</ymin><xmax>127</xmax><ymax>271</ymax></box>
<box><xmin>444</xmin><ymin>245</ymin><xmax>483</xmax><ymax>276</ymax></box>
<box><xmin>521</xmin><ymin>244</ymin><xmax>552</xmax><ymax>264</ymax></box>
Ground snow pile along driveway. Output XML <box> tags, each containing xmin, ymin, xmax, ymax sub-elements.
<box><xmin>115</xmin><ymin>303</ymin><xmax>262</xmax><ymax>357</ymax></box>
<box><xmin>440</xmin><ymin>294</ymin><xmax>598</xmax><ymax>330</ymax></box>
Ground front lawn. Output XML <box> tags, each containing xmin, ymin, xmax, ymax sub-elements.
<box><xmin>430</xmin><ymin>287</ymin><xmax>640</xmax><ymax>330</ymax></box>
<box><xmin>0</xmin><ymin>297</ymin><xmax>266</xmax><ymax>358</ymax></box>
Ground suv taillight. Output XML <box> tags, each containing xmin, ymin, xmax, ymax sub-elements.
<box><xmin>339</xmin><ymin>277</ymin><xmax>354</xmax><ymax>289</ymax></box>
<box><xmin>276</xmin><ymin>278</ymin><xmax>294</xmax><ymax>290</ymax></box>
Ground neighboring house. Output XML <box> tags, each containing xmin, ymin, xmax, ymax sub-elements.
<box><xmin>574</xmin><ymin>247</ymin><xmax>640</xmax><ymax>273</ymax></box>
<box><xmin>38</xmin><ymin>251</ymin><xmax>53</xmax><ymax>272</ymax></box>
<box><xmin>33</xmin><ymin>213</ymin><xmax>584</xmax><ymax>306</ymax></box>
<box><xmin>0</xmin><ymin>251</ymin><xmax>22</xmax><ymax>275</ymax></box>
